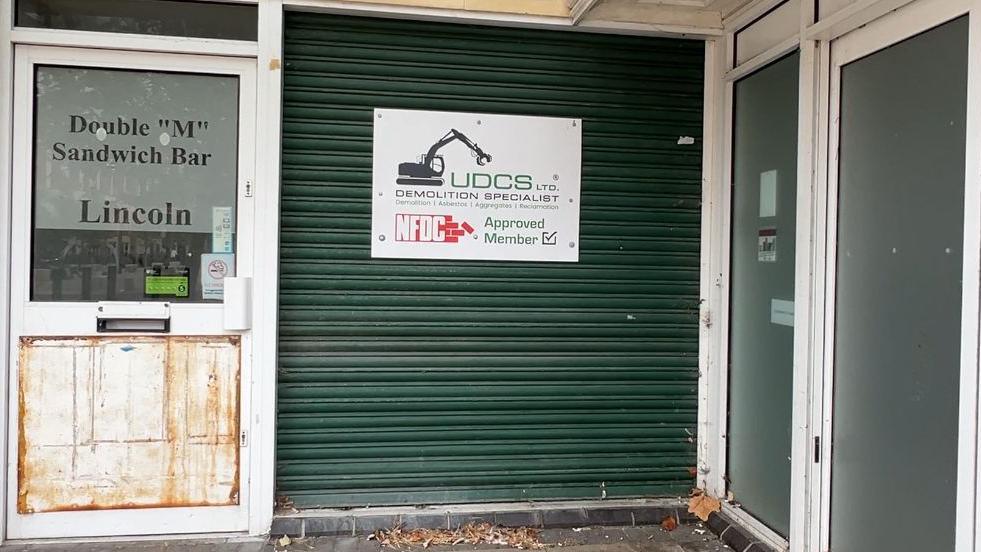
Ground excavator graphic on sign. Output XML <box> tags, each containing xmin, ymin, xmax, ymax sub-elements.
<box><xmin>397</xmin><ymin>129</ymin><xmax>493</xmax><ymax>186</ymax></box>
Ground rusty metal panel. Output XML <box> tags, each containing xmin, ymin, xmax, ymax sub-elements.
<box><xmin>18</xmin><ymin>336</ymin><xmax>240</xmax><ymax>514</ymax></box>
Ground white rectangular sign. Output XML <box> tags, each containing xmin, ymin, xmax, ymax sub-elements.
<box><xmin>770</xmin><ymin>298</ymin><xmax>795</xmax><ymax>327</ymax></box>
<box><xmin>371</xmin><ymin>108</ymin><xmax>582</xmax><ymax>262</ymax></box>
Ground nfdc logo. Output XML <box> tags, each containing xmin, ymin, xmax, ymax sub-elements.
<box><xmin>395</xmin><ymin>214</ymin><xmax>474</xmax><ymax>243</ymax></box>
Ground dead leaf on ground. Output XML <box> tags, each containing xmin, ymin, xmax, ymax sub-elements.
<box><xmin>660</xmin><ymin>515</ymin><xmax>678</xmax><ymax>531</ymax></box>
<box><xmin>277</xmin><ymin>535</ymin><xmax>292</xmax><ymax>547</ymax></box>
<box><xmin>688</xmin><ymin>491</ymin><xmax>722</xmax><ymax>522</ymax></box>
<box><xmin>275</xmin><ymin>495</ymin><xmax>299</xmax><ymax>514</ymax></box>
<box><xmin>371</xmin><ymin>522</ymin><xmax>544</xmax><ymax>550</ymax></box>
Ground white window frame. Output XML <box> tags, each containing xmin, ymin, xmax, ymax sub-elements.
<box><xmin>252</xmin><ymin>0</ymin><xmax>284</xmax><ymax>540</ymax></box>
<box><xmin>9</xmin><ymin>0</ymin><xmax>260</xmax><ymax>57</ymax></box>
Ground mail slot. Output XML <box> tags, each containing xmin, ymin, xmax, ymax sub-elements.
<box><xmin>96</xmin><ymin>317</ymin><xmax>170</xmax><ymax>333</ymax></box>
<box><xmin>95</xmin><ymin>302</ymin><xmax>171</xmax><ymax>333</ymax></box>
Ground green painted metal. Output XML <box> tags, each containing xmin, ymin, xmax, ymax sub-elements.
<box><xmin>278</xmin><ymin>11</ymin><xmax>704</xmax><ymax>509</ymax></box>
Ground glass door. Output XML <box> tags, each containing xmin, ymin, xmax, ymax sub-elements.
<box><xmin>7</xmin><ymin>45</ymin><xmax>256</xmax><ymax>539</ymax></box>
<box><xmin>727</xmin><ymin>52</ymin><xmax>799</xmax><ymax>538</ymax></box>
<box><xmin>823</xmin><ymin>13</ymin><xmax>968</xmax><ymax>551</ymax></box>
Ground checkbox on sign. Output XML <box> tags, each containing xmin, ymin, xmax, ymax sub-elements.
<box><xmin>543</xmin><ymin>231</ymin><xmax>557</xmax><ymax>245</ymax></box>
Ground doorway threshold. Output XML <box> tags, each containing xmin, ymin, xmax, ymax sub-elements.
<box><xmin>272</xmin><ymin>498</ymin><xmax>692</xmax><ymax>538</ymax></box>
<box><xmin>704</xmin><ymin>510</ymin><xmax>781</xmax><ymax>552</ymax></box>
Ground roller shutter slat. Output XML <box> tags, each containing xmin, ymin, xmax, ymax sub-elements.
<box><xmin>278</xmin><ymin>12</ymin><xmax>703</xmax><ymax>508</ymax></box>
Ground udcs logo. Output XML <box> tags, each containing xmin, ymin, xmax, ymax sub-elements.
<box><xmin>397</xmin><ymin>129</ymin><xmax>491</xmax><ymax>186</ymax></box>
<box><xmin>395</xmin><ymin>214</ymin><xmax>475</xmax><ymax>243</ymax></box>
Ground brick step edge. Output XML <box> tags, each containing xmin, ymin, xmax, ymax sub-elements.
<box><xmin>704</xmin><ymin>511</ymin><xmax>779</xmax><ymax>552</ymax></box>
<box><xmin>272</xmin><ymin>504</ymin><xmax>698</xmax><ymax>538</ymax></box>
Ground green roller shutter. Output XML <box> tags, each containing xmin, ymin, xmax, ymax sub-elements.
<box><xmin>278</xmin><ymin>12</ymin><xmax>704</xmax><ymax>509</ymax></box>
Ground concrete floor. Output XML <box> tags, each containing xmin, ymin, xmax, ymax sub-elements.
<box><xmin>0</xmin><ymin>524</ymin><xmax>733</xmax><ymax>552</ymax></box>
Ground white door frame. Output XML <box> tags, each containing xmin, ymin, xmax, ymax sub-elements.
<box><xmin>705</xmin><ymin>3</ymin><xmax>803</xmax><ymax>548</ymax></box>
<box><xmin>5</xmin><ymin>44</ymin><xmax>258</xmax><ymax>539</ymax></box>
<box><xmin>815</xmin><ymin>1</ymin><xmax>976</xmax><ymax>550</ymax></box>
<box><xmin>718</xmin><ymin>51</ymin><xmax>798</xmax><ymax>552</ymax></box>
